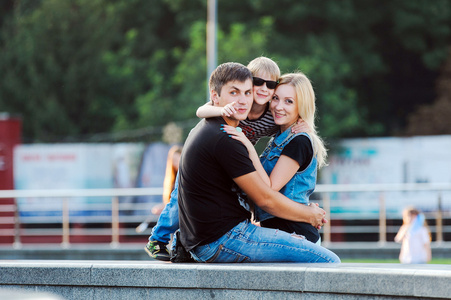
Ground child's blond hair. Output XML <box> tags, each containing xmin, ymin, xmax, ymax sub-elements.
<box><xmin>247</xmin><ymin>56</ymin><xmax>280</xmax><ymax>80</ymax></box>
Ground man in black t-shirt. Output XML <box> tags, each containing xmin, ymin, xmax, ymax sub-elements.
<box><xmin>177</xmin><ymin>62</ymin><xmax>340</xmax><ymax>263</ymax></box>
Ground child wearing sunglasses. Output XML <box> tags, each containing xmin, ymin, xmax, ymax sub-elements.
<box><xmin>197</xmin><ymin>56</ymin><xmax>309</xmax><ymax>145</ymax></box>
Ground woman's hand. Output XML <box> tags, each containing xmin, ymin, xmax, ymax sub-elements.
<box><xmin>221</xmin><ymin>124</ymin><xmax>254</xmax><ymax>153</ymax></box>
<box><xmin>292</xmin><ymin>119</ymin><xmax>312</xmax><ymax>134</ymax></box>
<box><xmin>308</xmin><ymin>202</ymin><xmax>327</xmax><ymax>229</ymax></box>
<box><xmin>222</xmin><ymin>124</ymin><xmax>271</xmax><ymax>187</ymax></box>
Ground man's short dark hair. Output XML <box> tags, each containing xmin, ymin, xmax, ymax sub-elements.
<box><xmin>209</xmin><ymin>62</ymin><xmax>252</xmax><ymax>96</ymax></box>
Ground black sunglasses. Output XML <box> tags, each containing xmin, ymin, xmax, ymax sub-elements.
<box><xmin>253</xmin><ymin>77</ymin><xmax>278</xmax><ymax>89</ymax></box>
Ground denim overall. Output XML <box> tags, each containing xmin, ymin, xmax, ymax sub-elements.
<box><xmin>255</xmin><ymin>128</ymin><xmax>317</xmax><ymax>222</ymax></box>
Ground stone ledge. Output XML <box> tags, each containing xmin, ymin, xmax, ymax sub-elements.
<box><xmin>1</xmin><ymin>242</ymin><xmax>451</xmax><ymax>261</ymax></box>
<box><xmin>1</xmin><ymin>261</ymin><xmax>450</xmax><ymax>299</ymax></box>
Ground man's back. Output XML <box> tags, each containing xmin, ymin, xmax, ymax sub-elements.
<box><xmin>178</xmin><ymin>117</ymin><xmax>255</xmax><ymax>251</ymax></box>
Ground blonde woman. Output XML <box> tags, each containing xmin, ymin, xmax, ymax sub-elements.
<box><xmin>223</xmin><ymin>72</ymin><xmax>327</xmax><ymax>243</ymax></box>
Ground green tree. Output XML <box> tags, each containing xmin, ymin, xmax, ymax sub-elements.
<box><xmin>1</xmin><ymin>0</ymin><xmax>451</xmax><ymax>142</ymax></box>
<box><xmin>0</xmin><ymin>0</ymin><xmax>120</xmax><ymax>141</ymax></box>
<box><xmin>132</xmin><ymin>18</ymin><xmax>275</xmax><ymax>135</ymax></box>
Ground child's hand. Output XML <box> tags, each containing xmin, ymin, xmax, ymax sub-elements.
<box><xmin>221</xmin><ymin>102</ymin><xmax>237</xmax><ymax>117</ymax></box>
<box><xmin>251</xmin><ymin>220</ymin><xmax>261</xmax><ymax>227</ymax></box>
<box><xmin>292</xmin><ymin>119</ymin><xmax>312</xmax><ymax>134</ymax></box>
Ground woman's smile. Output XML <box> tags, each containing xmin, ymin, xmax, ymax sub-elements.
<box><xmin>270</xmin><ymin>84</ymin><xmax>299</xmax><ymax>132</ymax></box>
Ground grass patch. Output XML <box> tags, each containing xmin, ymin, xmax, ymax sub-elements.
<box><xmin>341</xmin><ymin>258</ymin><xmax>451</xmax><ymax>264</ymax></box>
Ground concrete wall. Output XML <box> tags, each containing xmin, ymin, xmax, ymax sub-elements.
<box><xmin>1</xmin><ymin>260</ymin><xmax>450</xmax><ymax>300</ymax></box>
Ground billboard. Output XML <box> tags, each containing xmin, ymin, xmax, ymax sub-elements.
<box><xmin>13</xmin><ymin>143</ymin><xmax>171</xmax><ymax>222</ymax></box>
<box><xmin>320</xmin><ymin>135</ymin><xmax>451</xmax><ymax>215</ymax></box>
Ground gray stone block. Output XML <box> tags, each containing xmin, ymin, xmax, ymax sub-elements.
<box><xmin>0</xmin><ymin>261</ymin><xmax>92</xmax><ymax>285</ymax></box>
<box><xmin>195</xmin><ymin>264</ymin><xmax>307</xmax><ymax>291</ymax></box>
<box><xmin>305</xmin><ymin>264</ymin><xmax>415</xmax><ymax>296</ymax></box>
<box><xmin>413</xmin><ymin>269</ymin><xmax>451</xmax><ymax>299</ymax></box>
<box><xmin>90</xmin><ymin>262</ymin><xmax>199</xmax><ymax>288</ymax></box>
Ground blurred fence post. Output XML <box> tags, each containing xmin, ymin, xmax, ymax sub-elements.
<box><xmin>111</xmin><ymin>196</ymin><xmax>119</xmax><ymax>248</ymax></box>
<box><xmin>378</xmin><ymin>192</ymin><xmax>386</xmax><ymax>246</ymax></box>
<box><xmin>436</xmin><ymin>192</ymin><xmax>443</xmax><ymax>244</ymax></box>
<box><xmin>13</xmin><ymin>198</ymin><xmax>21</xmax><ymax>249</ymax></box>
<box><xmin>323</xmin><ymin>193</ymin><xmax>331</xmax><ymax>245</ymax></box>
<box><xmin>61</xmin><ymin>198</ymin><xmax>70</xmax><ymax>248</ymax></box>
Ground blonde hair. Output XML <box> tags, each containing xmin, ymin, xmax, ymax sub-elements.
<box><xmin>278</xmin><ymin>72</ymin><xmax>328</xmax><ymax>168</ymax></box>
<box><xmin>162</xmin><ymin>145</ymin><xmax>183</xmax><ymax>204</ymax></box>
<box><xmin>402</xmin><ymin>206</ymin><xmax>431</xmax><ymax>241</ymax></box>
<box><xmin>247</xmin><ymin>56</ymin><xmax>280</xmax><ymax>80</ymax></box>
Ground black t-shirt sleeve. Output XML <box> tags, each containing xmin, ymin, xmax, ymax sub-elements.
<box><xmin>215</xmin><ymin>135</ymin><xmax>256</xmax><ymax>179</ymax></box>
<box><xmin>281</xmin><ymin>135</ymin><xmax>313</xmax><ymax>171</ymax></box>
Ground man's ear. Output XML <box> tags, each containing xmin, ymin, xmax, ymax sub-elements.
<box><xmin>211</xmin><ymin>89</ymin><xmax>219</xmax><ymax>106</ymax></box>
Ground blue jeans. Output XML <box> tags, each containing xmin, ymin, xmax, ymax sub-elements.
<box><xmin>190</xmin><ymin>220</ymin><xmax>340</xmax><ymax>263</ymax></box>
<box><xmin>149</xmin><ymin>178</ymin><xmax>179</xmax><ymax>244</ymax></box>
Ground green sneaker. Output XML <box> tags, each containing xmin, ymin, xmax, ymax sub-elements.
<box><xmin>145</xmin><ymin>240</ymin><xmax>170</xmax><ymax>261</ymax></box>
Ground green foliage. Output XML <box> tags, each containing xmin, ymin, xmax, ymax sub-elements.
<box><xmin>0</xmin><ymin>0</ymin><xmax>120</xmax><ymax>141</ymax></box>
<box><xmin>0</xmin><ymin>0</ymin><xmax>450</xmax><ymax>142</ymax></box>
<box><xmin>133</xmin><ymin>16</ymin><xmax>275</xmax><ymax>131</ymax></box>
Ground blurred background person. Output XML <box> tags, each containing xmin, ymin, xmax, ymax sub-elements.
<box><xmin>395</xmin><ymin>206</ymin><xmax>431</xmax><ymax>264</ymax></box>
<box><xmin>136</xmin><ymin>145</ymin><xmax>182</xmax><ymax>233</ymax></box>
<box><xmin>160</xmin><ymin>145</ymin><xmax>183</xmax><ymax>210</ymax></box>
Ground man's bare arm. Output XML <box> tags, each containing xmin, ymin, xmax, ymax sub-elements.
<box><xmin>233</xmin><ymin>171</ymin><xmax>325</xmax><ymax>228</ymax></box>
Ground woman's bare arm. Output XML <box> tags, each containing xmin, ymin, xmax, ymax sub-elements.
<box><xmin>234</xmin><ymin>171</ymin><xmax>326</xmax><ymax>228</ymax></box>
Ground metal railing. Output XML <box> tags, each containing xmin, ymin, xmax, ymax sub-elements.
<box><xmin>1</xmin><ymin>183</ymin><xmax>450</xmax><ymax>248</ymax></box>
<box><xmin>317</xmin><ymin>183</ymin><xmax>451</xmax><ymax>246</ymax></box>
<box><xmin>0</xmin><ymin>188</ymin><xmax>163</xmax><ymax>248</ymax></box>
